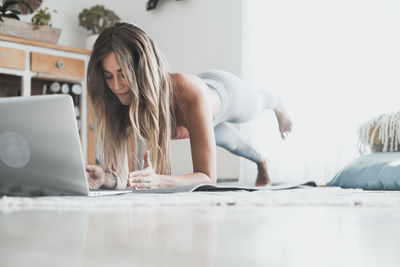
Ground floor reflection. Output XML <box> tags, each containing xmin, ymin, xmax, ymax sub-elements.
<box><xmin>81</xmin><ymin>207</ymin><xmax>219</xmax><ymax>267</ymax></box>
<box><xmin>0</xmin><ymin>207</ymin><xmax>221</xmax><ymax>267</ymax></box>
<box><xmin>1</xmin><ymin>206</ymin><xmax>400</xmax><ymax>267</ymax></box>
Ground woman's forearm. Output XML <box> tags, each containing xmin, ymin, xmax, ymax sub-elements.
<box><xmin>104</xmin><ymin>170</ymin><xmax>128</xmax><ymax>190</ymax></box>
<box><xmin>103</xmin><ymin>153</ymin><xmax>129</xmax><ymax>190</ymax></box>
<box><xmin>158</xmin><ymin>172</ymin><xmax>216</xmax><ymax>187</ymax></box>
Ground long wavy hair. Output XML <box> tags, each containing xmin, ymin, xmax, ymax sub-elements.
<box><xmin>87</xmin><ymin>22</ymin><xmax>175</xmax><ymax>175</ymax></box>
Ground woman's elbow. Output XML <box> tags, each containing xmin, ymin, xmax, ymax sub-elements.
<box><xmin>206</xmin><ymin>172</ymin><xmax>217</xmax><ymax>184</ymax></box>
<box><xmin>197</xmin><ymin>171</ymin><xmax>217</xmax><ymax>184</ymax></box>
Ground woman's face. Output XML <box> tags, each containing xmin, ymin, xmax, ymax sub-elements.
<box><xmin>102</xmin><ymin>52</ymin><xmax>132</xmax><ymax>105</ymax></box>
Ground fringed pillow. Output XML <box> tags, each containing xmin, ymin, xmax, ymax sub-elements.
<box><xmin>327</xmin><ymin>152</ymin><xmax>400</xmax><ymax>190</ymax></box>
<box><xmin>358</xmin><ymin>112</ymin><xmax>400</xmax><ymax>154</ymax></box>
<box><xmin>327</xmin><ymin>112</ymin><xmax>400</xmax><ymax>190</ymax></box>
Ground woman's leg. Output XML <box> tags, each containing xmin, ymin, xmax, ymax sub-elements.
<box><xmin>214</xmin><ymin>122</ymin><xmax>271</xmax><ymax>185</ymax></box>
<box><xmin>199</xmin><ymin>69</ymin><xmax>292</xmax><ymax>138</ymax></box>
<box><xmin>200</xmin><ymin>70</ymin><xmax>292</xmax><ymax>185</ymax></box>
<box><xmin>199</xmin><ymin>69</ymin><xmax>279</xmax><ymax>121</ymax></box>
<box><xmin>214</xmin><ymin>122</ymin><xmax>262</xmax><ymax>163</ymax></box>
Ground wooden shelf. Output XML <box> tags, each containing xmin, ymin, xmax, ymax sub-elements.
<box><xmin>0</xmin><ymin>73</ymin><xmax>21</xmax><ymax>97</ymax></box>
<box><xmin>0</xmin><ymin>34</ymin><xmax>91</xmax><ymax>55</ymax></box>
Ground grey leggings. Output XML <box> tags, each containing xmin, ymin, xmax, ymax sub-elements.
<box><xmin>197</xmin><ymin>69</ymin><xmax>281</xmax><ymax>164</ymax></box>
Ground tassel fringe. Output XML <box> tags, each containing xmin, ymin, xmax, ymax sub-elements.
<box><xmin>358</xmin><ymin>112</ymin><xmax>400</xmax><ymax>155</ymax></box>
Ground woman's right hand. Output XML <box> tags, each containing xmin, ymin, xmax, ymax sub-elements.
<box><xmin>86</xmin><ymin>165</ymin><xmax>106</xmax><ymax>189</ymax></box>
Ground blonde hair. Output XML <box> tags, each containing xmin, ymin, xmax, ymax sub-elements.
<box><xmin>87</xmin><ymin>22</ymin><xmax>175</xmax><ymax>175</ymax></box>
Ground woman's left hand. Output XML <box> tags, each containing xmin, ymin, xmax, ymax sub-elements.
<box><xmin>127</xmin><ymin>151</ymin><xmax>161</xmax><ymax>190</ymax></box>
<box><xmin>86</xmin><ymin>165</ymin><xmax>106</xmax><ymax>189</ymax></box>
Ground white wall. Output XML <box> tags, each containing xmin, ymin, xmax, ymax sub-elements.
<box><xmin>241</xmin><ymin>0</ymin><xmax>400</xmax><ymax>184</ymax></box>
<box><xmin>28</xmin><ymin>0</ymin><xmax>242</xmax><ymax>178</ymax></box>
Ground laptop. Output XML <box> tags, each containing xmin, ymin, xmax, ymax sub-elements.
<box><xmin>0</xmin><ymin>94</ymin><xmax>132</xmax><ymax>197</ymax></box>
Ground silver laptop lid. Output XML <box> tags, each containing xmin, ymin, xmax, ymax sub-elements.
<box><xmin>0</xmin><ymin>95</ymin><xmax>89</xmax><ymax>196</ymax></box>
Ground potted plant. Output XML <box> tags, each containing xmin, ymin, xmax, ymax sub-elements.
<box><xmin>29</xmin><ymin>7</ymin><xmax>60</xmax><ymax>43</ymax></box>
<box><xmin>0</xmin><ymin>1</ymin><xmax>61</xmax><ymax>44</ymax></box>
<box><xmin>31</xmin><ymin>7</ymin><xmax>56</xmax><ymax>26</ymax></box>
<box><xmin>1</xmin><ymin>0</ymin><xmax>40</xmax><ymax>15</ymax></box>
<box><xmin>0</xmin><ymin>0</ymin><xmax>32</xmax><ymax>22</ymax></box>
<box><xmin>78</xmin><ymin>5</ymin><xmax>120</xmax><ymax>50</ymax></box>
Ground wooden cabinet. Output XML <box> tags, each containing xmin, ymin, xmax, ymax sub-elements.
<box><xmin>0</xmin><ymin>46</ymin><xmax>25</xmax><ymax>70</ymax></box>
<box><xmin>30</xmin><ymin>52</ymin><xmax>85</xmax><ymax>80</ymax></box>
<box><xmin>0</xmin><ymin>34</ymin><xmax>94</xmax><ymax>163</ymax></box>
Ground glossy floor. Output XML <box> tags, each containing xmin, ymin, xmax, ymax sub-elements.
<box><xmin>1</xmin><ymin>206</ymin><xmax>400</xmax><ymax>267</ymax></box>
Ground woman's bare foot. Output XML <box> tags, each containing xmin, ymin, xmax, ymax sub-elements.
<box><xmin>275</xmin><ymin>104</ymin><xmax>292</xmax><ymax>140</ymax></box>
<box><xmin>255</xmin><ymin>159</ymin><xmax>271</xmax><ymax>186</ymax></box>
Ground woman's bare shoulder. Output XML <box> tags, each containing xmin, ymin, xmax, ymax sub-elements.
<box><xmin>171</xmin><ymin>73</ymin><xmax>207</xmax><ymax>102</ymax></box>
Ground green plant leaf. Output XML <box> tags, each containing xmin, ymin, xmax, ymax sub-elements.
<box><xmin>31</xmin><ymin>6</ymin><xmax>56</xmax><ymax>26</ymax></box>
<box><xmin>4</xmin><ymin>13</ymin><xmax>20</xmax><ymax>20</ymax></box>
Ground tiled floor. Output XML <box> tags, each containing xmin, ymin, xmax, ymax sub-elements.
<box><xmin>1</xmin><ymin>206</ymin><xmax>400</xmax><ymax>267</ymax></box>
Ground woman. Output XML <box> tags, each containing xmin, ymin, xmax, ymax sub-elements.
<box><xmin>85</xmin><ymin>22</ymin><xmax>292</xmax><ymax>190</ymax></box>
